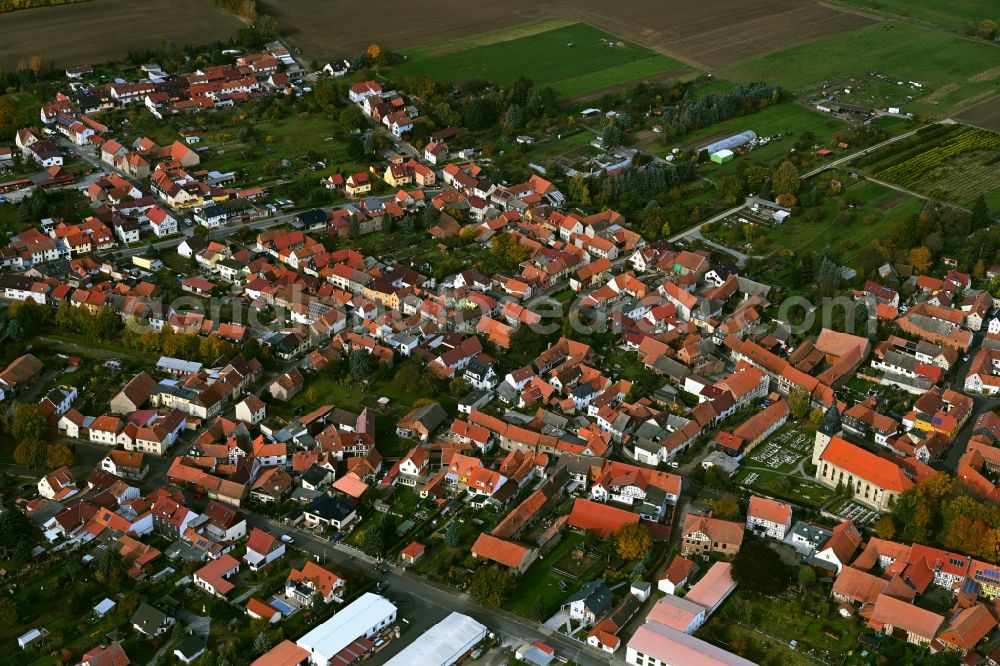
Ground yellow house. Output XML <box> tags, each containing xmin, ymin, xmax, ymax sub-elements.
<box><xmin>361</xmin><ymin>284</ymin><xmax>401</xmax><ymax>310</ymax></box>
<box><xmin>383</xmin><ymin>164</ymin><xmax>412</xmax><ymax>188</ymax></box>
<box><xmin>345</xmin><ymin>172</ymin><xmax>371</xmax><ymax>198</ymax></box>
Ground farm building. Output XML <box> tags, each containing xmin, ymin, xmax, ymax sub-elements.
<box><xmin>702</xmin><ymin>131</ymin><xmax>756</xmax><ymax>155</ymax></box>
<box><xmin>816</xmin><ymin>100</ymin><xmax>873</xmax><ymax>116</ymax></box>
<box><xmin>710</xmin><ymin>150</ymin><xmax>734</xmax><ymax>164</ymax></box>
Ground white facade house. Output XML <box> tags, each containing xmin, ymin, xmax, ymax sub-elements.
<box><xmin>745</xmin><ymin>496</ymin><xmax>793</xmax><ymax>540</ymax></box>
<box><xmin>235</xmin><ymin>396</ymin><xmax>266</xmax><ymax>425</ymax></box>
<box><xmin>147</xmin><ymin>207</ymin><xmax>178</xmax><ymax>237</ymax></box>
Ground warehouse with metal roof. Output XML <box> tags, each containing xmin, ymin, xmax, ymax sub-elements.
<box><xmin>386</xmin><ymin>612</ymin><xmax>487</xmax><ymax>666</ymax></box>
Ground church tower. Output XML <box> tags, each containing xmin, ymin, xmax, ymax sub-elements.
<box><xmin>811</xmin><ymin>403</ymin><xmax>842</xmax><ymax>468</ymax></box>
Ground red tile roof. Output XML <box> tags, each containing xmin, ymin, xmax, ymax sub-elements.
<box><xmin>747</xmin><ymin>495</ymin><xmax>792</xmax><ymax>527</ymax></box>
<box><xmin>567</xmin><ymin>498</ymin><xmax>640</xmax><ymax>537</ymax></box>
<box><xmin>246</xmin><ymin>597</ymin><xmax>279</xmax><ymax>621</ymax></box>
<box><xmin>471</xmin><ymin>533</ymin><xmax>530</xmax><ymax>569</ymax></box>
<box><xmin>820</xmin><ymin>436</ymin><xmax>914</xmax><ymax>492</ymax></box>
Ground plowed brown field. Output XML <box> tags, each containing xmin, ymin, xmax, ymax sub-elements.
<box><xmin>261</xmin><ymin>0</ymin><xmax>877</xmax><ymax>70</ymax></box>
<box><xmin>1</xmin><ymin>0</ymin><xmax>242</xmax><ymax>70</ymax></box>
<box><xmin>956</xmin><ymin>96</ymin><xmax>1000</xmax><ymax>131</ymax></box>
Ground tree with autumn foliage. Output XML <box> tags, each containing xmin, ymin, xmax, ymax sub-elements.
<box><xmin>882</xmin><ymin>473</ymin><xmax>1000</xmax><ymax>562</ymax></box>
<box><xmin>874</xmin><ymin>515</ymin><xmax>896</xmax><ymax>540</ymax></box>
<box><xmin>888</xmin><ymin>472</ymin><xmax>954</xmax><ymax>543</ymax></box>
<box><xmin>615</xmin><ymin>522</ymin><xmax>652</xmax><ymax>560</ymax></box>
<box><xmin>470</xmin><ymin>565</ymin><xmax>511</xmax><ymax>607</ymax></box>
<box><xmin>908</xmin><ymin>246</ymin><xmax>933</xmax><ymax>274</ymax></box>
<box><xmin>771</xmin><ymin>160</ymin><xmax>800</xmax><ymax>197</ymax></box>
<box><xmin>46</xmin><ymin>443</ymin><xmax>74</xmax><ymax>470</ymax></box>
<box><xmin>709</xmin><ymin>494</ymin><xmax>740</xmax><ymax>521</ymax></box>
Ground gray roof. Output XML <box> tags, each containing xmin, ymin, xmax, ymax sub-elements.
<box><xmin>907</xmin><ymin>313</ymin><xmax>955</xmax><ymax>336</ymax></box>
<box><xmin>402</xmin><ymin>402</ymin><xmax>448</xmax><ymax>431</ymax></box>
<box><xmin>131</xmin><ymin>602</ymin><xmax>169</xmax><ymax>633</ymax></box>
<box><xmin>882</xmin><ymin>350</ymin><xmax>917</xmax><ymax>372</ymax></box>
<box><xmin>564</xmin><ymin>579</ymin><xmax>613</xmax><ymax>615</ymax></box>
<box><xmin>174</xmin><ymin>635</ymin><xmax>206</xmax><ymax>659</ymax></box>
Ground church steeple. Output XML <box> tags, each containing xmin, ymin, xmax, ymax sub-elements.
<box><xmin>812</xmin><ymin>402</ymin><xmax>841</xmax><ymax>469</ymax></box>
<box><xmin>819</xmin><ymin>403</ymin><xmax>842</xmax><ymax>437</ymax></box>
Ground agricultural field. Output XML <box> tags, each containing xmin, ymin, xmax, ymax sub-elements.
<box><xmin>0</xmin><ymin>0</ymin><xmax>242</xmax><ymax>70</ymax></box>
<box><xmin>833</xmin><ymin>0</ymin><xmax>997</xmax><ymax>32</ymax></box>
<box><xmin>956</xmin><ymin>96</ymin><xmax>1000</xmax><ymax>131</ymax></box>
<box><xmin>262</xmin><ymin>0</ymin><xmax>874</xmax><ymax>71</ymax></box>
<box><xmin>389</xmin><ymin>22</ymin><xmax>684</xmax><ymax>99</ymax></box>
<box><xmin>863</xmin><ymin>125</ymin><xmax>1000</xmax><ymax>207</ymax></box>
<box><xmin>722</xmin><ymin>22</ymin><xmax>1000</xmax><ymax>117</ymax></box>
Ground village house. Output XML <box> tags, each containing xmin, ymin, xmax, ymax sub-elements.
<box><xmin>285</xmin><ymin>561</ymin><xmax>345</xmax><ymax>606</ymax></box>
<box><xmin>680</xmin><ymin>514</ymin><xmax>744</xmax><ymax>557</ymax></box>
<box><xmin>745</xmin><ymin>495</ymin><xmax>793</xmax><ymax>540</ymax></box>
<box><xmin>193</xmin><ymin>554</ymin><xmax>240</xmax><ymax>598</ymax></box>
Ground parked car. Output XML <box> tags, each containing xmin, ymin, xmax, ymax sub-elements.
<box><xmin>281</xmin><ymin>534</ymin><xmax>294</xmax><ymax>544</ymax></box>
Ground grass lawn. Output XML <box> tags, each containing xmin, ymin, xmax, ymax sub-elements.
<box><xmin>0</xmin><ymin>203</ymin><xmax>33</xmax><ymax>241</ymax></box>
<box><xmin>391</xmin><ymin>22</ymin><xmax>685</xmax><ymax>98</ymax></box>
<box><xmin>722</xmin><ymin>22</ymin><xmax>1000</xmax><ymax>117</ymax></box>
<box><xmin>202</xmin><ymin>113</ymin><xmax>367</xmax><ymax>183</ymax></box>
<box><xmin>736</xmin><ymin>468</ymin><xmax>833</xmax><ymax>509</ymax></box>
<box><xmin>698</xmin><ymin>587</ymin><xmax>862</xmax><ymax>665</ymax></box>
<box><xmin>268</xmin><ymin>372</ymin><xmax>454</xmax><ymax>457</ymax></box>
<box><xmin>832</xmin><ymin>0</ymin><xmax>995</xmax><ymax>31</ymax></box>
<box><xmin>34</xmin><ymin>332</ymin><xmax>160</xmax><ymax>361</ymax></box>
<box><xmin>503</xmin><ymin>532</ymin><xmax>603</xmax><ymax>619</ymax></box>
<box><xmin>746</xmin><ymin>178</ymin><xmax>924</xmax><ymax>264</ymax></box>
<box><xmin>680</xmin><ymin>103</ymin><xmax>846</xmax><ymax>154</ymax></box>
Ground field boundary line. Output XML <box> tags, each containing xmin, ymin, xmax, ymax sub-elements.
<box><xmin>404</xmin><ymin>17</ymin><xmax>577</xmax><ymax>58</ymax></box>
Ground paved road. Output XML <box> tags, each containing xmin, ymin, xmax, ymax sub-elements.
<box><xmin>939</xmin><ymin>334</ymin><xmax>987</xmax><ymax>473</ymax></box>
<box><xmin>241</xmin><ymin>510</ymin><xmax>615</xmax><ymax>666</ymax></box>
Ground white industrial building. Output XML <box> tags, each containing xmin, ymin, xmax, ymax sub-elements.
<box><xmin>296</xmin><ymin>593</ymin><xmax>397</xmax><ymax>666</ymax></box>
<box><xmin>386</xmin><ymin>612</ymin><xmax>487</xmax><ymax>666</ymax></box>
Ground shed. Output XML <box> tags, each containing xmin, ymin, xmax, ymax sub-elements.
<box><xmin>771</xmin><ymin>210</ymin><xmax>791</xmax><ymax>224</ymax></box>
<box><xmin>18</xmin><ymin>628</ymin><xmax>46</xmax><ymax>649</ymax></box>
<box><xmin>93</xmin><ymin>598</ymin><xmax>116</xmax><ymax>617</ymax></box>
<box><xmin>631</xmin><ymin>580</ymin><xmax>652</xmax><ymax>602</ymax></box>
<box><xmin>710</xmin><ymin>150</ymin><xmax>734</xmax><ymax>164</ymax></box>
<box><xmin>174</xmin><ymin>635</ymin><xmax>207</xmax><ymax>664</ymax></box>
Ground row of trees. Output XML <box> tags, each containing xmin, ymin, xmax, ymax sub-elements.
<box><xmin>659</xmin><ymin>83</ymin><xmax>783</xmax><ymax>140</ymax></box>
<box><xmin>0</xmin><ymin>0</ymin><xmax>84</xmax><ymax>13</ymax></box>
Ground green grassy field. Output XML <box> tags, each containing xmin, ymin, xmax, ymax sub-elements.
<box><xmin>757</xmin><ymin>179</ymin><xmax>923</xmax><ymax>260</ymax></box>
<box><xmin>722</xmin><ymin>22</ymin><xmax>1000</xmax><ymax>117</ymax></box>
<box><xmin>200</xmin><ymin>113</ymin><xmax>367</xmax><ymax>183</ymax></box>
<box><xmin>698</xmin><ymin>587</ymin><xmax>862</xmax><ymax>665</ymax></box>
<box><xmin>391</xmin><ymin>22</ymin><xmax>685</xmax><ymax>98</ymax></box>
<box><xmin>673</xmin><ymin>103</ymin><xmax>848</xmax><ymax>177</ymax></box>
<box><xmin>834</xmin><ymin>0</ymin><xmax>997</xmax><ymax>31</ymax></box>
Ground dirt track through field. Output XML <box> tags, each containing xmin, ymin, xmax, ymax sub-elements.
<box><xmin>1</xmin><ymin>0</ymin><xmax>243</xmax><ymax>70</ymax></box>
<box><xmin>261</xmin><ymin>0</ymin><xmax>878</xmax><ymax>71</ymax></box>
